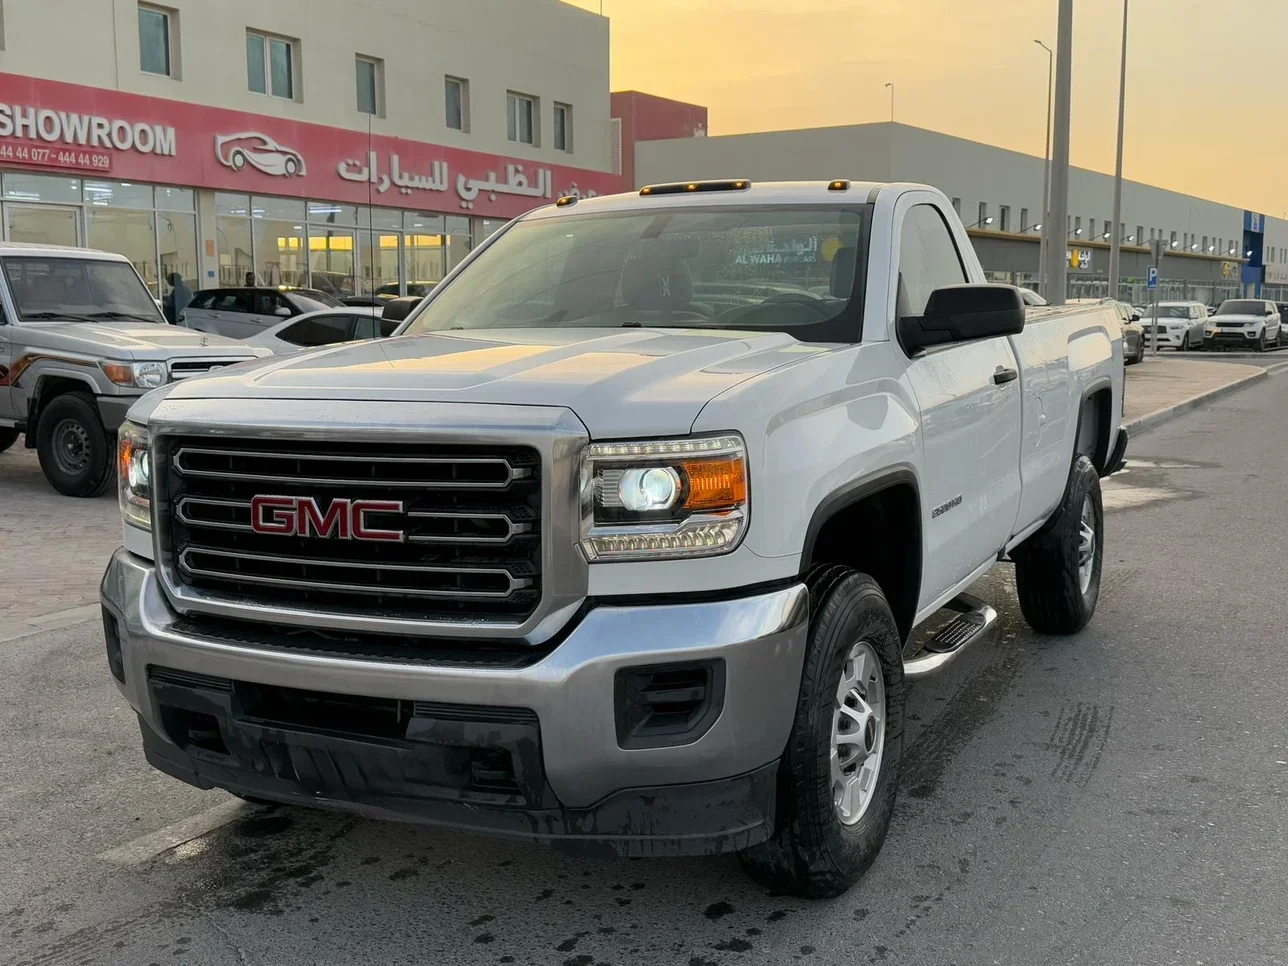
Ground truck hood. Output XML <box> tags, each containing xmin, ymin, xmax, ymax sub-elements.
<box><xmin>152</xmin><ymin>327</ymin><xmax>829</xmax><ymax>438</ymax></box>
<box><xmin>29</xmin><ymin>320</ymin><xmax>261</xmax><ymax>359</ymax></box>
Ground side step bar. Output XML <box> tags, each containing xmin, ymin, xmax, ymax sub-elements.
<box><xmin>903</xmin><ymin>593</ymin><xmax>998</xmax><ymax>680</ymax></box>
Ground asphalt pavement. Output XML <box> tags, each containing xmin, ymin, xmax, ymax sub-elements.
<box><xmin>4</xmin><ymin>374</ymin><xmax>1288</xmax><ymax>966</ymax></box>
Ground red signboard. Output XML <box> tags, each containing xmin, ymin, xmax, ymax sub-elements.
<box><xmin>0</xmin><ymin>72</ymin><xmax>621</xmax><ymax>218</ymax></box>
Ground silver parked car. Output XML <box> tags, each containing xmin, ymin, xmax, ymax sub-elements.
<box><xmin>246</xmin><ymin>306</ymin><xmax>396</xmax><ymax>354</ymax></box>
<box><xmin>0</xmin><ymin>244</ymin><xmax>266</xmax><ymax>496</ymax></box>
<box><xmin>179</xmin><ymin>287</ymin><xmax>342</xmax><ymax>340</ymax></box>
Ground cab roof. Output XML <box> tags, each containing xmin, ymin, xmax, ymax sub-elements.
<box><xmin>527</xmin><ymin>179</ymin><xmax>890</xmax><ymax>219</ymax></box>
<box><xmin>0</xmin><ymin>241</ymin><xmax>132</xmax><ymax>261</ymax></box>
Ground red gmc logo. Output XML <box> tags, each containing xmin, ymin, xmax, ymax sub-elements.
<box><xmin>250</xmin><ymin>496</ymin><xmax>405</xmax><ymax>542</ymax></box>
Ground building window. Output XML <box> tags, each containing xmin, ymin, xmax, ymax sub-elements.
<box><xmin>950</xmin><ymin>197</ymin><xmax>961</xmax><ymax>215</ymax></box>
<box><xmin>138</xmin><ymin>4</ymin><xmax>174</xmax><ymax>77</ymax></box>
<box><xmin>356</xmin><ymin>56</ymin><xmax>383</xmax><ymax>116</ymax></box>
<box><xmin>553</xmin><ymin>102</ymin><xmax>572</xmax><ymax>152</ymax></box>
<box><xmin>507</xmin><ymin>91</ymin><xmax>536</xmax><ymax>145</ymax></box>
<box><xmin>998</xmin><ymin>205</ymin><xmax>1010</xmax><ymax>233</ymax></box>
<box><xmin>445</xmin><ymin>76</ymin><xmax>469</xmax><ymax>132</ymax></box>
<box><xmin>976</xmin><ymin>202</ymin><xmax>988</xmax><ymax>228</ymax></box>
<box><xmin>247</xmin><ymin>31</ymin><xmax>295</xmax><ymax>99</ymax></box>
<box><xmin>1169</xmin><ymin>230</ymin><xmax>1177</xmax><ymax>248</ymax></box>
<box><xmin>1135</xmin><ymin>225</ymin><xmax>1143</xmax><ymax>244</ymax></box>
<box><xmin>1019</xmin><ymin>207</ymin><xmax>1029</xmax><ymax>230</ymax></box>
<box><xmin>1073</xmin><ymin>216</ymin><xmax>1081</xmax><ymax>237</ymax></box>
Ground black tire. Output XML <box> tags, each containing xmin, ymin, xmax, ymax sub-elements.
<box><xmin>1179</xmin><ymin>333</ymin><xmax>1189</xmax><ymax>351</ymax></box>
<box><xmin>0</xmin><ymin>426</ymin><xmax>19</xmax><ymax>453</ymax></box>
<box><xmin>1013</xmin><ymin>455</ymin><xmax>1104</xmax><ymax>635</ymax></box>
<box><xmin>1258</xmin><ymin>332</ymin><xmax>1267</xmax><ymax>352</ymax></box>
<box><xmin>737</xmin><ymin>567</ymin><xmax>905</xmax><ymax>899</ymax></box>
<box><xmin>35</xmin><ymin>393</ymin><xmax>113</xmax><ymax>498</ymax></box>
<box><xmin>1135</xmin><ymin>341</ymin><xmax>1146</xmax><ymax>364</ymax></box>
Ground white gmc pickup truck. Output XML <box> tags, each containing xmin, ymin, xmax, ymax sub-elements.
<box><xmin>100</xmin><ymin>179</ymin><xmax>1126</xmax><ymax>898</ymax></box>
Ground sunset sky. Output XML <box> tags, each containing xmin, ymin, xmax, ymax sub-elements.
<box><xmin>569</xmin><ymin>0</ymin><xmax>1288</xmax><ymax>216</ymax></box>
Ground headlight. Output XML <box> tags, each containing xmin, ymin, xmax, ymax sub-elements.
<box><xmin>102</xmin><ymin>361</ymin><xmax>168</xmax><ymax>389</ymax></box>
<box><xmin>118</xmin><ymin>420</ymin><xmax>151</xmax><ymax>531</ymax></box>
<box><xmin>579</xmin><ymin>434</ymin><xmax>748</xmax><ymax>561</ymax></box>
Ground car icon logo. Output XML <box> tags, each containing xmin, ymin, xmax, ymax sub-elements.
<box><xmin>214</xmin><ymin>132</ymin><xmax>307</xmax><ymax>178</ymax></box>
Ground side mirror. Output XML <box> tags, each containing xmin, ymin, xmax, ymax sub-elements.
<box><xmin>898</xmin><ymin>284</ymin><xmax>1025</xmax><ymax>354</ymax></box>
<box><xmin>1130</xmin><ymin>312</ymin><xmax>1141</xmax><ymax>321</ymax></box>
<box><xmin>274</xmin><ymin>306</ymin><xmax>292</xmax><ymax>317</ymax></box>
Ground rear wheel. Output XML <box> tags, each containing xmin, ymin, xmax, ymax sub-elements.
<box><xmin>1013</xmin><ymin>456</ymin><xmax>1104</xmax><ymax>635</ymax></box>
<box><xmin>35</xmin><ymin>393</ymin><xmax>113</xmax><ymax>497</ymax></box>
<box><xmin>737</xmin><ymin>568</ymin><xmax>905</xmax><ymax>898</ymax></box>
<box><xmin>0</xmin><ymin>427</ymin><xmax>19</xmax><ymax>453</ymax></box>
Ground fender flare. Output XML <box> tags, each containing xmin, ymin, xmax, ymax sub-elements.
<box><xmin>800</xmin><ymin>464</ymin><xmax>921</xmax><ymax>569</ymax></box>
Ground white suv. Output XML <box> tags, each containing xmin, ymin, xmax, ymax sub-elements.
<box><xmin>1205</xmin><ymin>299</ymin><xmax>1282</xmax><ymax>351</ymax></box>
<box><xmin>1141</xmin><ymin>301</ymin><xmax>1207</xmax><ymax>351</ymax></box>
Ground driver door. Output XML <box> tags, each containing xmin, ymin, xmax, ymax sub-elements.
<box><xmin>896</xmin><ymin>201</ymin><xmax>1023</xmax><ymax>609</ymax></box>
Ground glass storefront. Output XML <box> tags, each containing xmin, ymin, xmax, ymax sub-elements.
<box><xmin>0</xmin><ymin>172</ymin><xmax>198</xmax><ymax>320</ymax></box>
<box><xmin>216</xmin><ymin>194</ymin><xmax>476</xmax><ymax>298</ymax></box>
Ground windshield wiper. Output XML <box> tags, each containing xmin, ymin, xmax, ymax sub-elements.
<box><xmin>21</xmin><ymin>311</ymin><xmax>102</xmax><ymax>323</ymax></box>
<box><xmin>88</xmin><ymin>311</ymin><xmax>161</xmax><ymax>323</ymax></box>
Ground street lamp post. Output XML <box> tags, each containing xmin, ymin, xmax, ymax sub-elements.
<box><xmin>1107</xmin><ymin>0</ymin><xmax>1130</xmax><ymax>303</ymax></box>
<box><xmin>1041</xmin><ymin>0</ymin><xmax>1074</xmax><ymax>306</ymax></box>
<box><xmin>885</xmin><ymin>82</ymin><xmax>895</xmax><ymax>123</ymax></box>
<box><xmin>1035</xmin><ymin>40</ymin><xmax>1054</xmax><ymax>298</ymax></box>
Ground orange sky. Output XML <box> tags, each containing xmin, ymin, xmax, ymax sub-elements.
<box><xmin>570</xmin><ymin>0</ymin><xmax>1288</xmax><ymax>216</ymax></box>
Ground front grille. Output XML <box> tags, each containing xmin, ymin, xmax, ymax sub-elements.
<box><xmin>1216</xmin><ymin>321</ymin><xmax>1250</xmax><ymax>328</ymax></box>
<box><xmin>168</xmin><ymin>358</ymin><xmax>252</xmax><ymax>380</ymax></box>
<box><xmin>162</xmin><ymin>436</ymin><xmax>543</xmax><ymax>624</ymax></box>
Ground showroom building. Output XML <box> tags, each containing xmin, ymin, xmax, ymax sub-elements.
<box><xmin>0</xmin><ymin>0</ymin><xmax>618</xmax><ymax>316</ymax></box>
<box><xmin>626</xmin><ymin>113</ymin><xmax>1288</xmax><ymax>304</ymax></box>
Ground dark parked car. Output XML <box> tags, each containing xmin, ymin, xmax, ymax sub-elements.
<box><xmin>179</xmin><ymin>287</ymin><xmax>342</xmax><ymax>339</ymax></box>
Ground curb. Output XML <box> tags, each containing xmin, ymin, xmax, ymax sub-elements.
<box><xmin>1125</xmin><ymin>367</ymin><xmax>1271</xmax><ymax>436</ymax></box>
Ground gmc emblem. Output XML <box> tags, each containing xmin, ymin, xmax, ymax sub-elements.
<box><xmin>250</xmin><ymin>495</ymin><xmax>405</xmax><ymax>542</ymax></box>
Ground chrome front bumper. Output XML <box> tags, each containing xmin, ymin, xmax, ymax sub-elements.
<box><xmin>101</xmin><ymin>549</ymin><xmax>808</xmax><ymax>813</ymax></box>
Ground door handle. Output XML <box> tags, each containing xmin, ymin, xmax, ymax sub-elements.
<box><xmin>993</xmin><ymin>366</ymin><xmax>1018</xmax><ymax>385</ymax></box>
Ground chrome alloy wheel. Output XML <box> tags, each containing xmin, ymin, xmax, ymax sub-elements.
<box><xmin>1078</xmin><ymin>494</ymin><xmax>1096</xmax><ymax>594</ymax></box>
<box><xmin>831</xmin><ymin>641</ymin><xmax>886</xmax><ymax>826</ymax></box>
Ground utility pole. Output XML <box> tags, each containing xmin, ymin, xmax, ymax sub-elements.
<box><xmin>885</xmin><ymin>82</ymin><xmax>895</xmax><ymax>123</ymax></box>
<box><xmin>1042</xmin><ymin>0</ymin><xmax>1074</xmax><ymax>306</ymax></box>
<box><xmin>1107</xmin><ymin>0</ymin><xmax>1130</xmax><ymax>303</ymax></box>
<box><xmin>1035</xmin><ymin>40</ymin><xmax>1054</xmax><ymax>297</ymax></box>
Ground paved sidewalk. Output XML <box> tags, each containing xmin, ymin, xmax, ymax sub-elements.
<box><xmin>1123</xmin><ymin>355</ymin><xmax>1266</xmax><ymax>423</ymax></box>
<box><xmin>0</xmin><ymin>444</ymin><xmax>119</xmax><ymax>629</ymax></box>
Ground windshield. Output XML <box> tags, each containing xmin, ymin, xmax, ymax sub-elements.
<box><xmin>403</xmin><ymin>205</ymin><xmax>868</xmax><ymax>340</ymax></box>
<box><xmin>1215</xmin><ymin>300</ymin><xmax>1265</xmax><ymax>316</ymax></box>
<box><xmin>1145</xmin><ymin>305</ymin><xmax>1191</xmax><ymax>319</ymax></box>
<box><xmin>2</xmin><ymin>256</ymin><xmax>164</xmax><ymax>323</ymax></box>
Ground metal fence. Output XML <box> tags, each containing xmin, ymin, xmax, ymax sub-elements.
<box><xmin>985</xmin><ymin>270</ymin><xmax>1243</xmax><ymax>307</ymax></box>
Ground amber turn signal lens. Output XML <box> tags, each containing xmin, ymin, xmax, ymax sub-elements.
<box><xmin>102</xmin><ymin>363</ymin><xmax>134</xmax><ymax>386</ymax></box>
<box><xmin>681</xmin><ymin>456</ymin><xmax>747</xmax><ymax>511</ymax></box>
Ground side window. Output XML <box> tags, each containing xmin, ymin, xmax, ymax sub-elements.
<box><xmin>286</xmin><ymin>314</ymin><xmax>355</xmax><ymax>346</ymax></box>
<box><xmin>251</xmin><ymin>290</ymin><xmax>277</xmax><ymax>315</ymax></box>
<box><xmin>897</xmin><ymin>204</ymin><xmax>969</xmax><ymax>318</ymax></box>
<box><xmin>212</xmin><ymin>292</ymin><xmax>248</xmax><ymax>312</ymax></box>
<box><xmin>352</xmin><ymin>314</ymin><xmax>378</xmax><ymax>340</ymax></box>
<box><xmin>379</xmin><ymin>317</ymin><xmax>400</xmax><ymax>337</ymax></box>
<box><xmin>186</xmin><ymin>291</ymin><xmax>215</xmax><ymax>310</ymax></box>
<box><xmin>1189</xmin><ymin>306</ymin><xmax>1199</xmax><ymax>319</ymax></box>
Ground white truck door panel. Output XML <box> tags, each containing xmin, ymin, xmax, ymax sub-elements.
<box><xmin>906</xmin><ymin>339</ymin><xmax>1022</xmax><ymax>602</ymax></box>
<box><xmin>890</xmin><ymin>196</ymin><xmax>1023</xmax><ymax>607</ymax></box>
<box><xmin>1007</xmin><ymin>313</ymin><xmax>1074</xmax><ymax>528</ymax></box>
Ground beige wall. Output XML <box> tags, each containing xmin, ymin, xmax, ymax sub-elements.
<box><xmin>0</xmin><ymin>0</ymin><xmax>612</xmax><ymax>172</ymax></box>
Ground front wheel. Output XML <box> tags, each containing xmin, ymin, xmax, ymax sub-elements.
<box><xmin>1013</xmin><ymin>456</ymin><xmax>1104</xmax><ymax>634</ymax></box>
<box><xmin>737</xmin><ymin>568</ymin><xmax>905</xmax><ymax>898</ymax></box>
<box><xmin>35</xmin><ymin>393</ymin><xmax>113</xmax><ymax>497</ymax></box>
<box><xmin>1258</xmin><ymin>332</ymin><xmax>1268</xmax><ymax>352</ymax></box>
<box><xmin>1180</xmin><ymin>333</ymin><xmax>1190</xmax><ymax>351</ymax></box>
